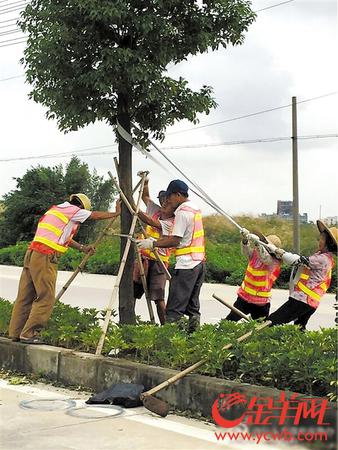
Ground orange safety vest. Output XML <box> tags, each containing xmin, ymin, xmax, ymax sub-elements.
<box><xmin>174</xmin><ymin>205</ymin><xmax>205</xmax><ymax>261</ymax></box>
<box><xmin>294</xmin><ymin>254</ymin><xmax>334</xmax><ymax>309</ymax></box>
<box><xmin>32</xmin><ymin>204</ymin><xmax>80</xmax><ymax>253</ymax></box>
<box><xmin>141</xmin><ymin>210</ymin><xmax>171</xmax><ymax>263</ymax></box>
<box><xmin>238</xmin><ymin>249</ymin><xmax>281</xmax><ymax>305</ymax></box>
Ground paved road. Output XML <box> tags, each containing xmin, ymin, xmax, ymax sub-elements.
<box><xmin>1</xmin><ymin>379</ymin><xmax>310</xmax><ymax>450</ymax></box>
<box><xmin>0</xmin><ymin>265</ymin><xmax>335</xmax><ymax>329</ymax></box>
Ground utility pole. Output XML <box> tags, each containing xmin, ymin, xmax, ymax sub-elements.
<box><xmin>292</xmin><ymin>96</ymin><xmax>300</xmax><ymax>253</ymax></box>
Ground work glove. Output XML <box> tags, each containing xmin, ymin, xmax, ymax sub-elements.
<box><xmin>266</xmin><ymin>243</ymin><xmax>285</xmax><ymax>258</ymax></box>
<box><xmin>137</xmin><ymin>237</ymin><xmax>156</xmax><ymax>250</ymax></box>
<box><xmin>248</xmin><ymin>233</ymin><xmax>260</xmax><ymax>244</ymax></box>
<box><xmin>240</xmin><ymin>228</ymin><xmax>250</xmax><ymax>238</ymax></box>
<box><xmin>282</xmin><ymin>252</ymin><xmax>301</xmax><ymax>265</ymax></box>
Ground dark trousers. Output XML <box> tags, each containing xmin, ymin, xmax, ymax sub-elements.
<box><xmin>268</xmin><ymin>297</ymin><xmax>316</xmax><ymax>330</ymax></box>
<box><xmin>226</xmin><ymin>296</ymin><xmax>270</xmax><ymax>321</ymax></box>
<box><xmin>166</xmin><ymin>262</ymin><xmax>205</xmax><ymax>322</ymax></box>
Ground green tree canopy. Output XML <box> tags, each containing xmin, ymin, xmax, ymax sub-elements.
<box><xmin>20</xmin><ymin>0</ymin><xmax>255</xmax><ymax>323</ymax></box>
<box><xmin>0</xmin><ymin>156</ymin><xmax>116</xmax><ymax>247</ymax></box>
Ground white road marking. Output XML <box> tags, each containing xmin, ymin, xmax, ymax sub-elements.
<box><xmin>0</xmin><ymin>379</ymin><xmax>304</xmax><ymax>449</ymax></box>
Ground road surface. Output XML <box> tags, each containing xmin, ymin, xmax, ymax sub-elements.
<box><xmin>0</xmin><ymin>265</ymin><xmax>335</xmax><ymax>329</ymax></box>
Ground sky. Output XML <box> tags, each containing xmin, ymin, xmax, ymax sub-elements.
<box><xmin>0</xmin><ymin>0</ymin><xmax>337</xmax><ymax>222</ymax></box>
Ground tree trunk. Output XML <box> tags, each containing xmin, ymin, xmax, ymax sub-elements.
<box><xmin>117</xmin><ymin>94</ymin><xmax>136</xmax><ymax>324</ymax></box>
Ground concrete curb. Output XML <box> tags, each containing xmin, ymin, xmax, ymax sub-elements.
<box><xmin>0</xmin><ymin>337</ymin><xmax>336</xmax><ymax>426</ymax></box>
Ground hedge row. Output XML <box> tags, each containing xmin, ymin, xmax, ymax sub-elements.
<box><xmin>0</xmin><ymin>298</ymin><xmax>336</xmax><ymax>400</ymax></box>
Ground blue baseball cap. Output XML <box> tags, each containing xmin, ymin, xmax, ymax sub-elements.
<box><xmin>157</xmin><ymin>190</ymin><xmax>167</xmax><ymax>199</ymax></box>
<box><xmin>165</xmin><ymin>180</ymin><xmax>189</xmax><ymax>196</ymax></box>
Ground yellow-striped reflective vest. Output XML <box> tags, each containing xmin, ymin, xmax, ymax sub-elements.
<box><xmin>293</xmin><ymin>253</ymin><xmax>334</xmax><ymax>309</ymax></box>
<box><xmin>174</xmin><ymin>205</ymin><xmax>205</xmax><ymax>261</ymax></box>
<box><xmin>141</xmin><ymin>211</ymin><xmax>171</xmax><ymax>264</ymax></box>
<box><xmin>32</xmin><ymin>204</ymin><xmax>80</xmax><ymax>253</ymax></box>
<box><xmin>238</xmin><ymin>249</ymin><xmax>281</xmax><ymax>305</ymax></box>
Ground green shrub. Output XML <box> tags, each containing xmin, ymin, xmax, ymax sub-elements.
<box><xmin>0</xmin><ymin>298</ymin><xmax>336</xmax><ymax>399</ymax></box>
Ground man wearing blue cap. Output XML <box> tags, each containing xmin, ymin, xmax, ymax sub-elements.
<box><xmin>138</xmin><ymin>179</ymin><xmax>206</xmax><ymax>332</ymax></box>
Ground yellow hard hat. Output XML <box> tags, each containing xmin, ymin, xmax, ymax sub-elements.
<box><xmin>266</xmin><ymin>235</ymin><xmax>282</xmax><ymax>248</ymax></box>
<box><xmin>69</xmin><ymin>193</ymin><xmax>92</xmax><ymax>210</ymax></box>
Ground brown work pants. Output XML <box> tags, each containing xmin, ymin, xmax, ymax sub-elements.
<box><xmin>8</xmin><ymin>249</ymin><xmax>58</xmax><ymax>339</ymax></box>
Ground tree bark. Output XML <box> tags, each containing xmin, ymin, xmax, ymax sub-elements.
<box><xmin>117</xmin><ymin>93</ymin><xmax>136</xmax><ymax>324</ymax></box>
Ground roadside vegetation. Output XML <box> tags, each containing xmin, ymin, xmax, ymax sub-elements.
<box><xmin>0</xmin><ymin>215</ymin><xmax>336</xmax><ymax>291</ymax></box>
<box><xmin>0</xmin><ymin>298</ymin><xmax>336</xmax><ymax>400</ymax></box>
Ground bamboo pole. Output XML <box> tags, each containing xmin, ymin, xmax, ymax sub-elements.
<box><xmin>95</xmin><ymin>173</ymin><xmax>147</xmax><ymax>355</ymax></box>
<box><xmin>108</xmin><ymin>169</ymin><xmax>171</xmax><ymax>281</ymax></box>
<box><xmin>135</xmin><ymin>245</ymin><xmax>155</xmax><ymax>323</ymax></box>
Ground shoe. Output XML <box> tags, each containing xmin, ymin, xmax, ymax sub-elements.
<box><xmin>19</xmin><ymin>337</ymin><xmax>45</xmax><ymax>345</ymax></box>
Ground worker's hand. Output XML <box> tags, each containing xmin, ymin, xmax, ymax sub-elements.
<box><xmin>240</xmin><ymin>227</ymin><xmax>250</xmax><ymax>238</ymax></box>
<box><xmin>137</xmin><ymin>170</ymin><xmax>149</xmax><ymax>182</ymax></box>
<box><xmin>137</xmin><ymin>238</ymin><xmax>155</xmax><ymax>250</ymax></box>
<box><xmin>82</xmin><ymin>244</ymin><xmax>96</xmax><ymax>254</ymax></box>
<box><xmin>248</xmin><ymin>233</ymin><xmax>260</xmax><ymax>244</ymax></box>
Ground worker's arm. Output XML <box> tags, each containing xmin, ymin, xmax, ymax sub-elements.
<box><xmin>154</xmin><ymin>235</ymin><xmax>181</xmax><ymax>248</ymax></box>
<box><xmin>256</xmin><ymin>243</ymin><xmax>273</xmax><ymax>264</ymax></box>
<box><xmin>241</xmin><ymin>239</ymin><xmax>254</xmax><ymax>260</ymax></box>
<box><xmin>89</xmin><ymin>200</ymin><xmax>121</xmax><ymax>220</ymax></box>
<box><xmin>137</xmin><ymin>209</ymin><xmax>161</xmax><ymax>229</ymax></box>
<box><xmin>142</xmin><ymin>178</ymin><xmax>151</xmax><ymax>206</ymax></box>
<box><xmin>137</xmin><ymin>235</ymin><xmax>180</xmax><ymax>250</ymax></box>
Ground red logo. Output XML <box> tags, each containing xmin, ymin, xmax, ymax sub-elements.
<box><xmin>212</xmin><ymin>392</ymin><xmax>330</xmax><ymax>429</ymax></box>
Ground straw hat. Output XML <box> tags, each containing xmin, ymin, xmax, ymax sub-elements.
<box><xmin>253</xmin><ymin>230</ymin><xmax>282</xmax><ymax>248</ymax></box>
<box><xmin>317</xmin><ymin>220</ymin><xmax>338</xmax><ymax>250</ymax></box>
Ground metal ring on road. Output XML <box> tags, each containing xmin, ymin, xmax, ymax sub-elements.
<box><xmin>66</xmin><ymin>404</ymin><xmax>124</xmax><ymax>419</ymax></box>
<box><xmin>20</xmin><ymin>398</ymin><xmax>77</xmax><ymax>411</ymax></box>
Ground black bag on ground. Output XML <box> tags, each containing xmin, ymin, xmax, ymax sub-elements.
<box><xmin>86</xmin><ymin>383</ymin><xmax>145</xmax><ymax>408</ymax></box>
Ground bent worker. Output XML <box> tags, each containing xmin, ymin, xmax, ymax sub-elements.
<box><xmin>226</xmin><ymin>230</ymin><xmax>282</xmax><ymax>321</ymax></box>
<box><xmin>138</xmin><ymin>180</ymin><xmax>205</xmax><ymax>333</ymax></box>
<box><xmin>267</xmin><ymin>220</ymin><xmax>337</xmax><ymax>330</ymax></box>
<box><xmin>8</xmin><ymin>193</ymin><xmax>121</xmax><ymax>344</ymax></box>
<box><xmin>134</xmin><ymin>199</ymin><xmax>175</xmax><ymax>325</ymax></box>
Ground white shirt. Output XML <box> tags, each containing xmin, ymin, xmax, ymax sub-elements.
<box><xmin>146</xmin><ymin>199</ymin><xmax>161</xmax><ymax>217</ymax></box>
<box><xmin>172</xmin><ymin>200</ymin><xmax>201</xmax><ymax>270</ymax></box>
<box><xmin>57</xmin><ymin>202</ymin><xmax>92</xmax><ymax>245</ymax></box>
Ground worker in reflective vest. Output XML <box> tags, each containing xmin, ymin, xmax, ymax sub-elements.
<box><xmin>9</xmin><ymin>194</ymin><xmax>120</xmax><ymax>344</ymax></box>
<box><xmin>133</xmin><ymin>182</ymin><xmax>174</xmax><ymax>325</ymax></box>
<box><xmin>138</xmin><ymin>179</ymin><xmax>205</xmax><ymax>333</ymax></box>
<box><xmin>268</xmin><ymin>220</ymin><xmax>337</xmax><ymax>330</ymax></box>
<box><xmin>226</xmin><ymin>230</ymin><xmax>282</xmax><ymax>321</ymax></box>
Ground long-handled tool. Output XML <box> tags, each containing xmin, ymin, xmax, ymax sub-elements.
<box><xmin>140</xmin><ymin>320</ymin><xmax>271</xmax><ymax>417</ymax></box>
<box><xmin>212</xmin><ymin>293</ymin><xmax>252</xmax><ymax>322</ymax></box>
<box><xmin>95</xmin><ymin>173</ymin><xmax>148</xmax><ymax>356</ymax></box>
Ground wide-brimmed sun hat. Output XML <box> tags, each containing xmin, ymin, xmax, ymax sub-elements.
<box><xmin>317</xmin><ymin>220</ymin><xmax>338</xmax><ymax>250</ymax></box>
<box><xmin>253</xmin><ymin>230</ymin><xmax>282</xmax><ymax>248</ymax></box>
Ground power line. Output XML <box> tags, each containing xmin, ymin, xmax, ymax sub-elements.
<box><xmin>255</xmin><ymin>0</ymin><xmax>295</xmax><ymax>13</ymax></box>
<box><xmin>0</xmin><ymin>17</ymin><xmax>19</xmax><ymax>24</ymax></box>
<box><xmin>0</xmin><ymin>74</ymin><xmax>24</xmax><ymax>81</ymax></box>
<box><xmin>0</xmin><ymin>37</ymin><xmax>26</xmax><ymax>47</ymax></box>
<box><xmin>1</xmin><ymin>134</ymin><xmax>336</xmax><ymax>162</ymax></box>
<box><xmin>167</xmin><ymin>92</ymin><xmax>337</xmax><ymax>135</ymax></box>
